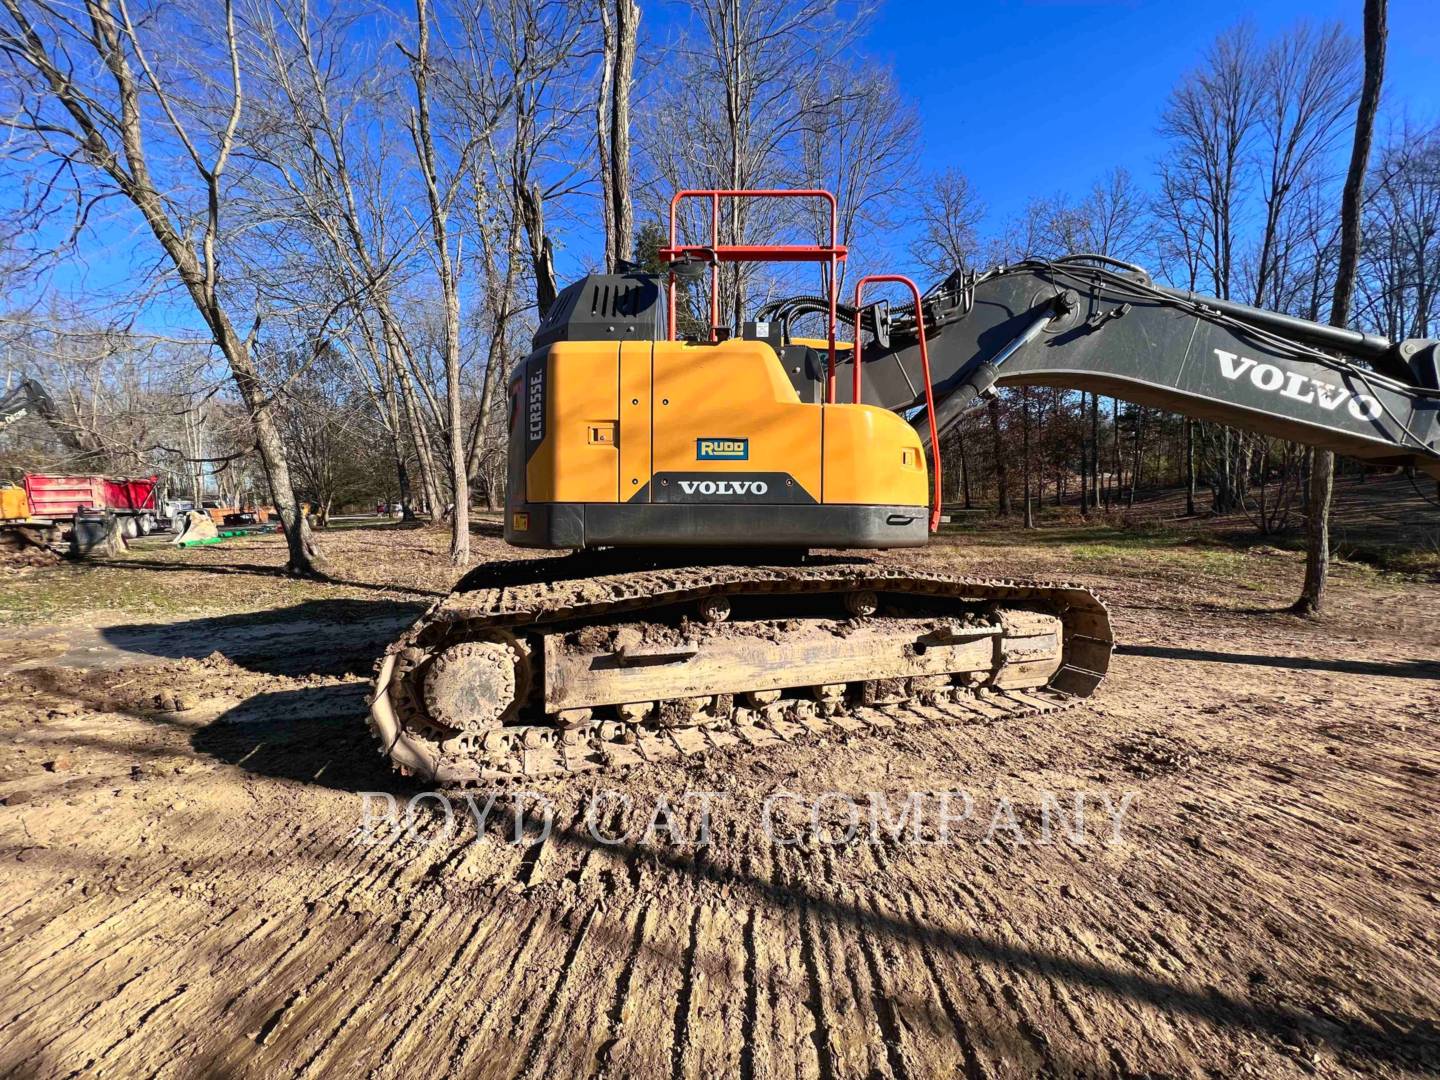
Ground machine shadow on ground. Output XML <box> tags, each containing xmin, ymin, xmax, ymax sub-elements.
<box><xmin>454</xmin><ymin>803</ymin><xmax>1440</xmax><ymax>1075</ymax></box>
<box><xmin>88</xmin><ymin>554</ymin><xmax>449</xmax><ymax>598</ymax></box>
<box><xmin>99</xmin><ymin>598</ymin><xmax>428</xmax><ymax>678</ymax></box>
<box><xmin>192</xmin><ymin>686</ymin><xmax>396</xmax><ymax>792</ymax></box>
<box><xmin>1118</xmin><ymin>643</ymin><xmax>1440</xmax><ymax>678</ymax></box>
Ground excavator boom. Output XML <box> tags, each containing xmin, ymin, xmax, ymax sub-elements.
<box><xmin>816</xmin><ymin>258</ymin><xmax>1440</xmax><ymax>478</ymax></box>
<box><xmin>0</xmin><ymin>378</ymin><xmax>63</xmax><ymax>439</ymax></box>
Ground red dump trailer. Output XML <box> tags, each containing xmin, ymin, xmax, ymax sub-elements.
<box><xmin>22</xmin><ymin>473</ymin><xmax>161</xmax><ymax>536</ymax></box>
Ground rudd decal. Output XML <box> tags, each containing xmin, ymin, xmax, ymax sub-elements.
<box><xmin>696</xmin><ymin>437</ymin><xmax>749</xmax><ymax>461</ymax></box>
<box><xmin>1214</xmin><ymin>348</ymin><xmax>1382</xmax><ymax>422</ymax></box>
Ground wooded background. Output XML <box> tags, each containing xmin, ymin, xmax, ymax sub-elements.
<box><xmin>0</xmin><ymin>1</ymin><xmax>1434</xmax><ymax>573</ymax></box>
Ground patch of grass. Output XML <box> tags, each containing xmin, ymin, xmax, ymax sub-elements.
<box><xmin>324</xmin><ymin>517</ymin><xmax>410</xmax><ymax>532</ymax></box>
<box><xmin>941</xmin><ymin>510</ymin><xmax>1440</xmax><ymax>587</ymax></box>
<box><xmin>1335</xmin><ymin>543</ymin><xmax>1440</xmax><ymax>580</ymax></box>
<box><xmin>0</xmin><ymin>563</ymin><xmax>214</xmax><ymax>623</ymax></box>
<box><xmin>1065</xmin><ymin>539</ymin><xmax>1264</xmax><ymax>581</ymax></box>
<box><xmin>0</xmin><ymin>536</ymin><xmax>363</xmax><ymax>624</ymax></box>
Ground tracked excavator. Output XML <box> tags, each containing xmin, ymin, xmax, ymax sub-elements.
<box><xmin>370</xmin><ymin>190</ymin><xmax>1440</xmax><ymax>785</ymax></box>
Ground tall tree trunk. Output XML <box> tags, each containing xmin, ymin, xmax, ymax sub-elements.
<box><xmin>989</xmin><ymin>396</ymin><xmax>1009</xmax><ymax>516</ymax></box>
<box><xmin>464</xmin><ymin>328</ymin><xmax>508</xmax><ymax>505</ymax></box>
<box><xmin>595</xmin><ymin>0</ymin><xmax>616</xmax><ymax>269</ymax></box>
<box><xmin>1295</xmin><ymin>0</ymin><xmax>1386</xmax><ymax>616</ymax></box>
<box><xmin>1022</xmin><ymin>389</ymin><xmax>1035</xmax><ymax>529</ymax></box>
<box><xmin>408</xmin><ymin>0</ymin><xmax>469</xmax><ymax>565</ymax></box>
<box><xmin>958</xmin><ymin>430</ymin><xmax>972</xmax><ymax>509</ymax></box>
<box><xmin>468</xmin><ymin>175</ymin><xmax>522</xmax><ymax>504</ymax></box>
<box><xmin>1090</xmin><ymin>393</ymin><xmax>1100</xmax><ymax>509</ymax></box>
<box><xmin>225</xmin><ymin>331</ymin><xmax>324</xmax><ymax>575</ymax></box>
<box><xmin>394</xmin><ymin>358</ymin><xmax>440</xmax><ymax>517</ymax></box>
<box><xmin>1184</xmin><ymin>419</ymin><xmax>1196</xmax><ymax>516</ymax></box>
<box><xmin>610</xmin><ymin>0</ymin><xmax>638</xmax><ymax>264</ymax></box>
<box><xmin>518</xmin><ymin>180</ymin><xmax>558</xmax><ymax>319</ymax></box>
<box><xmin>356</xmin><ymin>317</ymin><xmax>417</xmax><ymax>523</ymax></box>
<box><xmin>1128</xmin><ymin>407</ymin><xmax>1144</xmax><ymax>508</ymax></box>
<box><xmin>376</xmin><ymin>377</ymin><xmax>413</xmax><ymax>522</ymax></box>
<box><xmin>1111</xmin><ymin>398</ymin><xmax>1122</xmax><ymax>511</ymax></box>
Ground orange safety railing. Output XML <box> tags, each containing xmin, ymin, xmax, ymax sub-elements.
<box><xmin>659</xmin><ymin>189</ymin><xmax>848</xmax><ymax>402</ymax></box>
<box><xmin>852</xmin><ymin>275</ymin><xmax>941</xmax><ymax>533</ymax></box>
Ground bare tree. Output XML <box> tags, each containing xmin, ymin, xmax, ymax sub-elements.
<box><xmin>610</xmin><ymin>0</ymin><xmax>638</xmax><ymax>263</ymax></box>
<box><xmin>596</xmin><ymin>0</ymin><xmax>639</xmax><ymax>269</ymax></box>
<box><xmin>1160</xmin><ymin>24</ymin><xmax>1262</xmax><ymax>299</ymax></box>
<box><xmin>645</xmin><ymin>0</ymin><xmax>862</xmax><ymax>329</ymax></box>
<box><xmin>404</xmin><ymin>0</ymin><xmax>489</xmax><ymax>565</ymax></box>
<box><xmin>464</xmin><ymin>133</ymin><xmax>525</xmax><ymax>510</ymax></box>
<box><xmin>1076</xmin><ymin>168</ymin><xmax>1149</xmax><ymax>261</ymax></box>
<box><xmin>0</xmin><ymin>0</ymin><xmax>326</xmax><ymax>573</ymax></box>
<box><xmin>911</xmin><ymin>169</ymin><xmax>983</xmax><ymax>279</ymax></box>
<box><xmin>240</xmin><ymin>0</ymin><xmax>454</xmax><ymax>523</ymax></box>
<box><xmin>271</xmin><ymin>335</ymin><xmax>383</xmax><ymax>524</ymax></box>
<box><xmin>595</xmin><ymin>1</ymin><xmax>616</xmax><ymax>268</ymax></box>
<box><xmin>1228</xmin><ymin>22</ymin><xmax>1358</xmax><ymax>541</ymax></box>
<box><xmin>797</xmin><ymin>65</ymin><xmax>918</xmax><ymax>293</ymax></box>
<box><xmin>486</xmin><ymin>0</ymin><xmax>589</xmax><ymax>320</ymax></box>
<box><xmin>1248</xmin><ymin>23</ymin><xmax>1358</xmax><ymax>309</ymax></box>
<box><xmin>1360</xmin><ymin>122</ymin><xmax>1440</xmax><ymax>341</ymax></box>
<box><xmin>1159</xmin><ymin>24</ymin><xmax>1263</xmax><ymax>514</ymax></box>
<box><xmin>1294</xmin><ymin>0</ymin><xmax>1386</xmax><ymax>617</ymax></box>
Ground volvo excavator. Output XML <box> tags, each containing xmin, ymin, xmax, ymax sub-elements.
<box><xmin>369</xmin><ymin>190</ymin><xmax>1440</xmax><ymax>786</ymax></box>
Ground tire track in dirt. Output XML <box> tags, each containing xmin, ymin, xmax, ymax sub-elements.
<box><xmin>53</xmin><ymin>828</ymin><xmax>415</xmax><ymax>1076</ymax></box>
<box><xmin>0</xmin><ymin>811</ymin><xmax>312</xmax><ymax>1049</ymax></box>
<box><xmin>3</xmin><ymin>555</ymin><xmax>1440</xmax><ymax>1078</ymax></box>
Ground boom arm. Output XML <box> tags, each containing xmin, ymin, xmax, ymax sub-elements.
<box><xmin>817</xmin><ymin>258</ymin><xmax>1440</xmax><ymax>480</ymax></box>
<box><xmin>0</xmin><ymin>377</ymin><xmax>84</xmax><ymax>451</ymax></box>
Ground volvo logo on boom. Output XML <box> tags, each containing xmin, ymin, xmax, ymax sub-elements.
<box><xmin>1213</xmin><ymin>348</ymin><xmax>1382</xmax><ymax>422</ymax></box>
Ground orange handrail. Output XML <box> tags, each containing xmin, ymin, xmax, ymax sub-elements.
<box><xmin>660</xmin><ymin>189</ymin><xmax>846</xmax><ymax>402</ymax></box>
<box><xmin>852</xmin><ymin>275</ymin><xmax>942</xmax><ymax>532</ymax></box>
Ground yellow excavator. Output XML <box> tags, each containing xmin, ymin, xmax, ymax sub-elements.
<box><xmin>1</xmin><ymin>378</ymin><xmax>73</xmax><ymax>543</ymax></box>
<box><xmin>369</xmin><ymin>190</ymin><xmax>1440</xmax><ymax>785</ymax></box>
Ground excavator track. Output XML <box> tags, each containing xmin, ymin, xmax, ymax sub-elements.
<box><xmin>368</xmin><ymin>553</ymin><xmax>1113</xmax><ymax>786</ymax></box>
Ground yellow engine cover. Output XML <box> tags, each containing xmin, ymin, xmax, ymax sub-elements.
<box><xmin>523</xmin><ymin>338</ymin><xmax>928</xmax><ymax>508</ymax></box>
<box><xmin>0</xmin><ymin>485</ymin><xmax>30</xmax><ymax>522</ymax></box>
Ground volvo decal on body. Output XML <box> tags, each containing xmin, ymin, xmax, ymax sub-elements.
<box><xmin>1213</xmin><ymin>348</ymin><xmax>1382</xmax><ymax>422</ymax></box>
<box><xmin>642</xmin><ymin>472</ymin><xmax>817</xmax><ymax>504</ymax></box>
<box><xmin>679</xmin><ymin>478</ymin><xmax>767</xmax><ymax>495</ymax></box>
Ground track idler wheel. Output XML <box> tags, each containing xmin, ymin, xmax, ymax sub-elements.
<box><xmin>422</xmin><ymin>638</ymin><xmax>526</xmax><ymax>734</ymax></box>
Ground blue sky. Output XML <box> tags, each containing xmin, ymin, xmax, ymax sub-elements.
<box><xmin>12</xmin><ymin>0</ymin><xmax>1438</xmax><ymax>333</ymax></box>
<box><xmin>865</xmin><ymin>0</ymin><xmax>1439</xmax><ymax>232</ymax></box>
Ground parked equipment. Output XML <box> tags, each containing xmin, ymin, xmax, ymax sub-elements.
<box><xmin>0</xmin><ymin>481</ymin><xmax>52</xmax><ymax>551</ymax></box>
<box><xmin>0</xmin><ymin>378</ymin><xmax>70</xmax><ymax>443</ymax></box>
<box><xmin>0</xmin><ymin>483</ymin><xmax>32</xmax><ymax>525</ymax></box>
<box><xmin>369</xmin><ymin>189</ymin><xmax>1440</xmax><ymax>785</ymax></box>
<box><xmin>22</xmin><ymin>473</ymin><xmax>161</xmax><ymax>537</ymax></box>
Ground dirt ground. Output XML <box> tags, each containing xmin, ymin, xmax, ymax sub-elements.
<box><xmin>1</xmin><ymin>505</ymin><xmax>1438</xmax><ymax>1078</ymax></box>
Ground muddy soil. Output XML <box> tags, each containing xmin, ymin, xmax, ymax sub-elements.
<box><xmin>1</xmin><ymin>525</ymin><xmax>1438</xmax><ymax>1078</ymax></box>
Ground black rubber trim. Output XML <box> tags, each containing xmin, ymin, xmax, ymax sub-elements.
<box><xmin>505</xmin><ymin>502</ymin><xmax>928</xmax><ymax>549</ymax></box>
